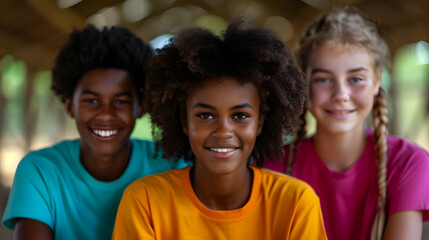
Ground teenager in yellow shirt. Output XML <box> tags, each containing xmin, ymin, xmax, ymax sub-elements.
<box><xmin>113</xmin><ymin>20</ymin><xmax>327</xmax><ymax>240</ymax></box>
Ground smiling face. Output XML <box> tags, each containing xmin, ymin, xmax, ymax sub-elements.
<box><xmin>183</xmin><ymin>77</ymin><xmax>263</xmax><ymax>176</ymax></box>
<box><xmin>306</xmin><ymin>43</ymin><xmax>381</xmax><ymax>136</ymax></box>
<box><xmin>66</xmin><ymin>68</ymin><xmax>142</xmax><ymax>161</ymax></box>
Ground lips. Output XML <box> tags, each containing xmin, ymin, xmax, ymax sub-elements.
<box><xmin>92</xmin><ymin>129</ymin><xmax>119</xmax><ymax>138</ymax></box>
<box><xmin>328</xmin><ymin>110</ymin><xmax>352</xmax><ymax>114</ymax></box>
<box><xmin>205</xmin><ymin>144</ymin><xmax>240</xmax><ymax>158</ymax></box>
<box><xmin>324</xmin><ymin>108</ymin><xmax>356</xmax><ymax>119</ymax></box>
<box><xmin>326</xmin><ymin>109</ymin><xmax>355</xmax><ymax>115</ymax></box>
<box><xmin>209</xmin><ymin>147</ymin><xmax>236</xmax><ymax>153</ymax></box>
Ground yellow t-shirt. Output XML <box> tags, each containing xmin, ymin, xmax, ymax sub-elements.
<box><xmin>113</xmin><ymin>166</ymin><xmax>327</xmax><ymax>240</ymax></box>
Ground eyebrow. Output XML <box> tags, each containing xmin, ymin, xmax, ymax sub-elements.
<box><xmin>192</xmin><ymin>102</ymin><xmax>255</xmax><ymax>110</ymax></box>
<box><xmin>311</xmin><ymin>67</ymin><xmax>369</xmax><ymax>74</ymax></box>
<box><xmin>80</xmin><ymin>90</ymin><xmax>133</xmax><ymax>97</ymax></box>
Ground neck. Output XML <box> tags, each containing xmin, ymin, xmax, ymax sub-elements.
<box><xmin>313</xmin><ymin>127</ymin><xmax>367</xmax><ymax>172</ymax></box>
<box><xmin>191</xmin><ymin>164</ymin><xmax>253</xmax><ymax>210</ymax></box>
<box><xmin>80</xmin><ymin>141</ymin><xmax>132</xmax><ymax>182</ymax></box>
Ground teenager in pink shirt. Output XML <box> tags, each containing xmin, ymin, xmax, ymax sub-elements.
<box><xmin>265</xmin><ymin>6</ymin><xmax>429</xmax><ymax>240</ymax></box>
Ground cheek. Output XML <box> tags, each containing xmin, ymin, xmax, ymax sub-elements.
<box><xmin>117</xmin><ymin>106</ymin><xmax>138</xmax><ymax>120</ymax></box>
<box><xmin>356</xmin><ymin>92</ymin><xmax>375</xmax><ymax>111</ymax></box>
<box><xmin>353</xmin><ymin>87</ymin><xmax>376</xmax><ymax>108</ymax></box>
<box><xmin>309</xmin><ymin>85</ymin><xmax>328</xmax><ymax>106</ymax></box>
<box><xmin>241</xmin><ymin>124</ymin><xmax>260</xmax><ymax>145</ymax></box>
<box><xmin>186</xmin><ymin>123</ymin><xmax>207</xmax><ymax>145</ymax></box>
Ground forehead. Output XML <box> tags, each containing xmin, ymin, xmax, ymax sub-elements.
<box><xmin>76</xmin><ymin>68</ymin><xmax>136</xmax><ymax>92</ymax></box>
<box><xmin>308</xmin><ymin>43</ymin><xmax>375</xmax><ymax>72</ymax></box>
<box><xmin>186</xmin><ymin>77</ymin><xmax>260</xmax><ymax>107</ymax></box>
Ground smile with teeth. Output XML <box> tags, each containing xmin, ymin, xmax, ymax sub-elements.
<box><xmin>93</xmin><ymin>129</ymin><xmax>118</xmax><ymax>138</ymax></box>
<box><xmin>210</xmin><ymin>148</ymin><xmax>236</xmax><ymax>153</ymax></box>
<box><xmin>329</xmin><ymin>110</ymin><xmax>352</xmax><ymax>115</ymax></box>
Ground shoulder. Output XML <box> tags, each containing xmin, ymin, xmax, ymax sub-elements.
<box><xmin>366</xmin><ymin>129</ymin><xmax>428</xmax><ymax>160</ymax></box>
<box><xmin>129</xmin><ymin>139</ymin><xmax>190</xmax><ymax>172</ymax></box>
<box><xmin>130</xmin><ymin>139</ymin><xmax>156</xmax><ymax>152</ymax></box>
<box><xmin>130</xmin><ymin>139</ymin><xmax>174</xmax><ymax>162</ymax></box>
<box><xmin>283</xmin><ymin>138</ymin><xmax>314</xmax><ymax>157</ymax></box>
<box><xmin>260</xmin><ymin>168</ymin><xmax>318</xmax><ymax>201</ymax></box>
<box><xmin>385</xmin><ymin>134</ymin><xmax>429</xmax><ymax>170</ymax></box>
<box><xmin>19</xmin><ymin>139</ymin><xmax>80</xmax><ymax>169</ymax></box>
<box><xmin>386</xmin><ymin>134</ymin><xmax>428</xmax><ymax>156</ymax></box>
<box><xmin>125</xmin><ymin>167</ymin><xmax>189</xmax><ymax>194</ymax></box>
<box><xmin>264</xmin><ymin>138</ymin><xmax>313</xmax><ymax>172</ymax></box>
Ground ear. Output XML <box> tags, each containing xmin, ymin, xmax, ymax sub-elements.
<box><xmin>65</xmin><ymin>99</ymin><xmax>75</xmax><ymax>118</ymax></box>
<box><xmin>181</xmin><ymin>120</ymin><xmax>188</xmax><ymax>136</ymax></box>
<box><xmin>374</xmin><ymin>70</ymin><xmax>383</xmax><ymax>96</ymax></box>
<box><xmin>135</xmin><ymin>102</ymin><xmax>145</xmax><ymax>118</ymax></box>
<box><xmin>256</xmin><ymin>116</ymin><xmax>264</xmax><ymax>136</ymax></box>
<box><xmin>134</xmin><ymin>89</ymin><xmax>146</xmax><ymax>118</ymax></box>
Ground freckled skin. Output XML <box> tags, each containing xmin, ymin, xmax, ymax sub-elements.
<box><xmin>307</xmin><ymin>44</ymin><xmax>381</xmax><ymax>137</ymax></box>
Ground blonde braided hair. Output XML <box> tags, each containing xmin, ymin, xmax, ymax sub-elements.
<box><xmin>370</xmin><ymin>87</ymin><xmax>389</xmax><ymax>240</ymax></box>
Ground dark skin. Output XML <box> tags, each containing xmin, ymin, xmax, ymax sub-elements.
<box><xmin>14</xmin><ymin>219</ymin><xmax>52</xmax><ymax>240</ymax></box>
<box><xmin>183</xmin><ymin>77</ymin><xmax>263</xmax><ymax>210</ymax></box>
<box><xmin>14</xmin><ymin>69</ymin><xmax>143</xmax><ymax>239</ymax></box>
<box><xmin>66</xmin><ymin>69</ymin><xmax>143</xmax><ymax>181</ymax></box>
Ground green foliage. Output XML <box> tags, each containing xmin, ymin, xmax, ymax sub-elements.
<box><xmin>1</xmin><ymin>59</ymin><xmax>26</xmax><ymax>100</ymax></box>
<box><xmin>194</xmin><ymin>15</ymin><xmax>228</xmax><ymax>36</ymax></box>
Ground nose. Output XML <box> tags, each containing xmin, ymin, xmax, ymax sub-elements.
<box><xmin>97</xmin><ymin>102</ymin><xmax>115</xmax><ymax>120</ymax></box>
<box><xmin>212</xmin><ymin>118</ymin><xmax>234</xmax><ymax>139</ymax></box>
<box><xmin>332</xmin><ymin>81</ymin><xmax>350</xmax><ymax>102</ymax></box>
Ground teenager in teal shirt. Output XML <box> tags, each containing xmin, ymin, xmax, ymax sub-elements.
<box><xmin>2</xmin><ymin>25</ymin><xmax>187</xmax><ymax>240</ymax></box>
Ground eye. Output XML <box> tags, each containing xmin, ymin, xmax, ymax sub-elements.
<box><xmin>81</xmin><ymin>99</ymin><xmax>98</xmax><ymax>104</ymax></box>
<box><xmin>318</xmin><ymin>77</ymin><xmax>330</xmax><ymax>83</ymax></box>
<box><xmin>350</xmin><ymin>77</ymin><xmax>363</xmax><ymax>83</ymax></box>
<box><xmin>233</xmin><ymin>113</ymin><xmax>250</xmax><ymax>120</ymax></box>
<box><xmin>115</xmin><ymin>99</ymin><xmax>133</xmax><ymax>105</ymax></box>
<box><xmin>312</xmin><ymin>76</ymin><xmax>330</xmax><ymax>84</ymax></box>
<box><xmin>196</xmin><ymin>113</ymin><xmax>214</xmax><ymax>119</ymax></box>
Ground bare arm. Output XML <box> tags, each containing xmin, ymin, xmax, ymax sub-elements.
<box><xmin>14</xmin><ymin>219</ymin><xmax>52</xmax><ymax>240</ymax></box>
<box><xmin>383</xmin><ymin>210</ymin><xmax>422</xmax><ymax>240</ymax></box>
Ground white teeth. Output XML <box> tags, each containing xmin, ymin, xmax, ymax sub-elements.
<box><xmin>93</xmin><ymin>129</ymin><xmax>118</xmax><ymax>138</ymax></box>
<box><xmin>210</xmin><ymin>148</ymin><xmax>235</xmax><ymax>153</ymax></box>
<box><xmin>333</xmin><ymin>111</ymin><xmax>349</xmax><ymax>115</ymax></box>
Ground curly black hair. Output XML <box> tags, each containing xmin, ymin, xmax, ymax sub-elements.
<box><xmin>147</xmin><ymin>20</ymin><xmax>306</xmax><ymax>167</ymax></box>
<box><xmin>52</xmin><ymin>24</ymin><xmax>152</xmax><ymax>102</ymax></box>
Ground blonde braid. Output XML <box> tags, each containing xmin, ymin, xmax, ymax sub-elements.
<box><xmin>370</xmin><ymin>88</ymin><xmax>389</xmax><ymax>240</ymax></box>
<box><xmin>286</xmin><ymin>110</ymin><xmax>307</xmax><ymax>175</ymax></box>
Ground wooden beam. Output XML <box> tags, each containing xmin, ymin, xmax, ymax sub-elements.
<box><xmin>0</xmin><ymin>31</ymin><xmax>57</xmax><ymax>71</ymax></box>
<box><xmin>25</xmin><ymin>0</ymin><xmax>86</xmax><ymax>34</ymax></box>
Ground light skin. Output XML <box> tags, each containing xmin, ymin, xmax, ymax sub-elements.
<box><xmin>14</xmin><ymin>68</ymin><xmax>143</xmax><ymax>240</ymax></box>
<box><xmin>307</xmin><ymin>43</ymin><xmax>422</xmax><ymax>239</ymax></box>
<box><xmin>182</xmin><ymin>77</ymin><xmax>263</xmax><ymax>210</ymax></box>
<box><xmin>307</xmin><ymin>44</ymin><xmax>381</xmax><ymax>171</ymax></box>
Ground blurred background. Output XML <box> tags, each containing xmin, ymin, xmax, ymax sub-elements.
<box><xmin>0</xmin><ymin>0</ymin><xmax>428</xmax><ymax>238</ymax></box>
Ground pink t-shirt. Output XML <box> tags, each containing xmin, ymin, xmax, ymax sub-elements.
<box><xmin>265</xmin><ymin>129</ymin><xmax>429</xmax><ymax>240</ymax></box>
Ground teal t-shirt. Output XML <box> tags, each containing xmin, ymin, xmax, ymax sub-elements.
<box><xmin>2</xmin><ymin>139</ymin><xmax>188</xmax><ymax>240</ymax></box>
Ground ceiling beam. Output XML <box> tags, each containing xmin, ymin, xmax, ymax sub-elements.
<box><xmin>25</xmin><ymin>0</ymin><xmax>86</xmax><ymax>34</ymax></box>
<box><xmin>0</xmin><ymin>31</ymin><xmax>57</xmax><ymax>70</ymax></box>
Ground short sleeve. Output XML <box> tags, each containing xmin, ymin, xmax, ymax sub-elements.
<box><xmin>2</xmin><ymin>155</ymin><xmax>54</xmax><ymax>230</ymax></box>
<box><xmin>289</xmin><ymin>187</ymin><xmax>327</xmax><ymax>240</ymax></box>
<box><xmin>112</xmin><ymin>181</ymin><xmax>155</xmax><ymax>239</ymax></box>
<box><xmin>388</xmin><ymin>146</ymin><xmax>429</xmax><ymax>220</ymax></box>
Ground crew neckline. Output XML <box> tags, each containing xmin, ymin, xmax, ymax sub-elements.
<box><xmin>181</xmin><ymin>165</ymin><xmax>262</xmax><ymax>221</ymax></box>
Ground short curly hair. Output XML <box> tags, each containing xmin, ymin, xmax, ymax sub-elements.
<box><xmin>147</xmin><ymin>20</ymin><xmax>306</xmax><ymax>167</ymax></box>
<box><xmin>52</xmin><ymin>24</ymin><xmax>153</xmax><ymax>102</ymax></box>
